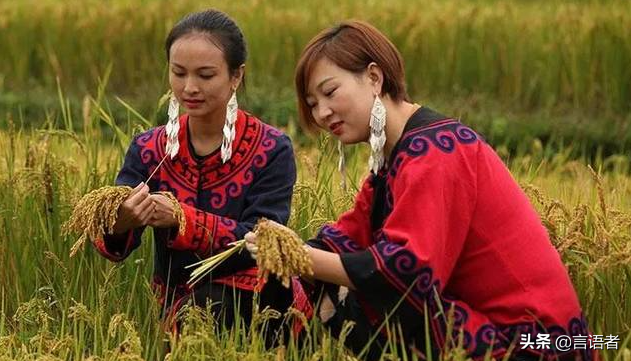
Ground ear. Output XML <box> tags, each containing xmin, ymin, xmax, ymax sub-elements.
<box><xmin>231</xmin><ymin>64</ymin><xmax>246</xmax><ymax>91</ymax></box>
<box><xmin>366</xmin><ymin>62</ymin><xmax>384</xmax><ymax>96</ymax></box>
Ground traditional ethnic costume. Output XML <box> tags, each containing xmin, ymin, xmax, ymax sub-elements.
<box><xmin>93</xmin><ymin>110</ymin><xmax>297</xmax><ymax>336</ymax></box>
<box><xmin>306</xmin><ymin>107</ymin><xmax>595</xmax><ymax>361</ymax></box>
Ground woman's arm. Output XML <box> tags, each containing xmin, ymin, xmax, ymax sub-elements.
<box><xmin>307</xmin><ymin>247</ymin><xmax>356</xmax><ymax>289</ymax></box>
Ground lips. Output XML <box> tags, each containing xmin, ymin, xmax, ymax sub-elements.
<box><xmin>329</xmin><ymin>121</ymin><xmax>343</xmax><ymax>135</ymax></box>
<box><xmin>183</xmin><ymin>99</ymin><xmax>204</xmax><ymax>108</ymax></box>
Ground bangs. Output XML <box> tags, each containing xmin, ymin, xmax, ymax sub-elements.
<box><xmin>295</xmin><ymin>39</ymin><xmax>327</xmax><ymax>133</ymax></box>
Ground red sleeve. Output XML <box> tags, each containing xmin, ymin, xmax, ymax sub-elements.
<box><xmin>166</xmin><ymin>203</ymin><xmax>239</xmax><ymax>256</ymax></box>
<box><xmin>307</xmin><ymin>177</ymin><xmax>374</xmax><ymax>253</ymax></box>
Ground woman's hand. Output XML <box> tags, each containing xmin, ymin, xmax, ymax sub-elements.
<box><xmin>244</xmin><ymin>221</ymin><xmax>355</xmax><ymax>288</ymax></box>
<box><xmin>243</xmin><ymin>219</ymin><xmax>300</xmax><ymax>260</ymax></box>
<box><xmin>244</xmin><ymin>231</ymin><xmax>259</xmax><ymax>259</ymax></box>
<box><xmin>112</xmin><ymin>182</ymin><xmax>155</xmax><ymax>234</ymax></box>
<box><xmin>147</xmin><ymin>193</ymin><xmax>180</xmax><ymax>228</ymax></box>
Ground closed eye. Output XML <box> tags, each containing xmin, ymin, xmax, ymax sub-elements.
<box><xmin>324</xmin><ymin>88</ymin><xmax>337</xmax><ymax>97</ymax></box>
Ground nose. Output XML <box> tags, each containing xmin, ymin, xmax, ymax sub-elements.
<box><xmin>314</xmin><ymin>103</ymin><xmax>333</xmax><ymax>124</ymax></box>
<box><xmin>183</xmin><ymin>76</ymin><xmax>199</xmax><ymax>95</ymax></box>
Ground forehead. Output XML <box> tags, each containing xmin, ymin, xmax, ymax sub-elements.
<box><xmin>169</xmin><ymin>32</ymin><xmax>226</xmax><ymax>68</ymax></box>
<box><xmin>307</xmin><ymin>57</ymin><xmax>352</xmax><ymax>94</ymax></box>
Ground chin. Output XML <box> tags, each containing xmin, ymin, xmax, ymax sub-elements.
<box><xmin>338</xmin><ymin>134</ymin><xmax>362</xmax><ymax>145</ymax></box>
<box><xmin>184</xmin><ymin>108</ymin><xmax>208</xmax><ymax>117</ymax></box>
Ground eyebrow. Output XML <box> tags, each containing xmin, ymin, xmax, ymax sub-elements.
<box><xmin>307</xmin><ymin>76</ymin><xmax>336</xmax><ymax>99</ymax></box>
<box><xmin>171</xmin><ymin>62</ymin><xmax>218</xmax><ymax>71</ymax></box>
<box><xmin>316</xmin><ymin>77</ymin><xmax>335</xmax><ymax>90</ymax></box>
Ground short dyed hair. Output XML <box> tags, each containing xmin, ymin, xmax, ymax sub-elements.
<box><xmin>294</xmin><ymin>20</ymin><xmax>409</xmax><ymax>133</ymax></box>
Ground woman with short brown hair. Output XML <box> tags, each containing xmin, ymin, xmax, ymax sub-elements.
<box><xmin>248</xmin><ymin>20</ymin><xmax>594</xmax><ymax>361</ymax></box>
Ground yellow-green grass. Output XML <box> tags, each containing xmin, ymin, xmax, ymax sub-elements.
<box><xmin>0</xmin><ymin>103</ymin><xmax>629</xmax><ymax>359</ymax></box>
<box><xmin>1</xmin><ymin>0</ymin><xmax>630</xmax><ymax>121</ymax></box>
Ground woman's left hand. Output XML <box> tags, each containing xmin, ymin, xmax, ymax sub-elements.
<box><xmin>147</xmin><ymin>194</ymin><xmax>179</xmax><ymax>228</ymax></box>
<box><xmin>244</xmin><ymin>231</ymin><xmax>259</xmax><ymax>260</ymax></box>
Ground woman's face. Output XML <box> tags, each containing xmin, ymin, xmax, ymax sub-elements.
<box><xmin>305</xmin><ymin>57</ymin><xmax>378</xmax><ymax>144</ymax></box>
<box><xmin>168</xmin><ymin>32</ymin><xmax>242</xmax><ymax>121</ymax></box>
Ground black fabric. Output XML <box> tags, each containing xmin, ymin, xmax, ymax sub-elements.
<box><xmin>318</xmin><ymin>283</ymin><xmax>546</xmax><ymax>361</ymax></box>
<box><xmin>318</xmin><ymin>287</ymin><xmax>439</xmax><ymax>361</ymax></box>
<box><xmin>368</xmin><ymin>173</ymin><xmax>387</xmax><ymax>234</ymax></box>
<box><xmin>179</xmin><ymin>277</ymin><xmax>294</xmax><ymax>348</ymax></box>
<box><xmin>339</xmin><ymin>249</ymin><xmax>400</xmax><ymax>312</ymax></box>
<box><xmin>320</xmin><ymin>291</ymin><xmax>387</xmax><ymax>361</ymax></box>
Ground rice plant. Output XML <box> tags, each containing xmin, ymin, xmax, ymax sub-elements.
<box><xmin>0</xmin><ymin>92</ymin><xmax>629</xmax><ymax>359</ymax></box>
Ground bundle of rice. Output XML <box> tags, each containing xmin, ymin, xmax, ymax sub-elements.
<box><xmin>187</xmin><ymin>218</ymin><xmax>313</xmax><ymax>288</ymax></box>
<box><xmin>253</xmin><ymin>218</ymin><xmax>313</xmax><ymax>287</ymax></box>
<box><xmin>63</xmin><ymin>186</ymin><xmax>185</xmax><ymax>257</ymax></box>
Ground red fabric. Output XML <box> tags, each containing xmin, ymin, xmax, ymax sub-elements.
<box><xmin>290</xmin><ymin>277</ymin><xmax>314</xmax><ymax>336</ymax></box>
<box><xmin>93</xmin><ymin>229</ymin><xmax>135</xmax><ymax>262</ymax></box>
<box><xmin>168</xmin><ymin>202</ymin><xmax>237</xmax><ymax>256</ymax></box>
<box><xmin>332</xmin><ymin>179</ymin><xmax>374</xmax><ymax>249</ymax></box>
<box><xmin>212</xmin><ymin>267</ymin><xmax>261</xmax><ymax>291</ymax></box>
<box><xmin>313</xmin><ymin>118</ymin><xmax>595</xmax><ymax>360</ymax></box>
<box><xmin>92</xmin><ymin>109</ymin><xmax>296</xmax><ymax>308</ymax></box>
<box><xmin>371</xmin><ymin>138</ymin><xmax>582</xmax><ymax>333</ymax></box>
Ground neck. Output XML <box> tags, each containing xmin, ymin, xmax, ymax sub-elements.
<box><xmin>381</xmin><ymin>97</ymin><xmax>419</xmax><ymax>158</ymax></box>
<box><xmin>187</xmin><ymin>107</ymin><xmax>229</xmax><ymax>157</ymax></box>
<box><xmin>188</xmin><ymin>108</ymin><xmax>225</xmax><ymax>141</ymax></box>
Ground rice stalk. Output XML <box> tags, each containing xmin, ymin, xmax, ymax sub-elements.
<box><xmin>187</xmin><ymin>218</ymin><xmax>313</xmax><ymax>289</ymax></box>
<box><xmin>155</xmin><ymin>191</ymin><xmax>185</xmax><ymax>235</ymax></box>
<box><xmin>186</xmin><ymin>240</ymin><xmax>246</xmax><ymax>287</ymax></box>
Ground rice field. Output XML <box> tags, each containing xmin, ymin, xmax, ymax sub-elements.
<box><xmin>0</xmin><ymin>0</ymin><xmax>630</xmax><ymax>153</ymax></box>
<box><xmin>0</xmin><ymin>0</ymin><xmax>630</xmax><ymax>359</ymax></box>
<box><xmin>0</xmin><ymin>97</ymin><xmax>630</xmax><ymax>360</ymax></box>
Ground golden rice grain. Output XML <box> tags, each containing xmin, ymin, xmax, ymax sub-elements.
<box><xmin>254</xmin><ymin>218</ymin><xmax>313</xmax><ymax>288</ymax></box>
<box><xmin>63</xmin><ymin>185</ymin><xmax>132</xmax><ymax>257</ymax></box>
<box><xmin>156</xmin><ymin>191</ymin><xmax>186</xmax><ymax>235</ymax></box>
<box><xmin>187</xmin><ymin>218</ymin><xmax>313</xmax><ymax>288</ymax></box>
<box><xmin>63</xmin><ymin>186</ymin><xmax>186</xmax><ymax>257</ymax></box>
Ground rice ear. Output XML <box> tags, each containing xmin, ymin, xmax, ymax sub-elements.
<box><xmin>186</xmin><ymin>218</ymin><xmax>312</xmax><ymax>288</ymax></box>
<box><xmin>254</xmin><ymin>218</ymin><xmax>313</xmax><ymax>288</ymax></box>
<box><xmin>155</xmin><ymin>191</ymin><xmax>186</xmax><ymax>235</ymax></box>
<box><xmin>63</xmin><ymin>185</ymin><xmax>132</xmax><ymax>257</ymax></box>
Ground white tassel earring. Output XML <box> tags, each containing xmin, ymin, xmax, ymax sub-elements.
<box><xmin>221</xmin><ymin>91</ymin><xmax>238</xmax><ymax>163</ymax></box>
<box><xmin>337</xmin><ymin>140</ymin><xmax>347</xmax><ymax>191</ymax></box>
<box><xmin>165</xmin><ymin>94</ymin><xmax>180</xmax><ymax>159</ymax></box>
<box><xmin>145</xmin><ymin>93</ymin><xmax>179</xmax><ymax>182</ymax></box>
<box><xmin>368</xmin><ymin>95</ymin><xmax>386</xmax><ymax>174</ymax></box>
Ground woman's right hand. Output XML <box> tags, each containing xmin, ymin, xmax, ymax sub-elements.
<box><xmin>112</xmin><ymin>182</ymin><xmax>156</xmax><ymax>234</ymax></box>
